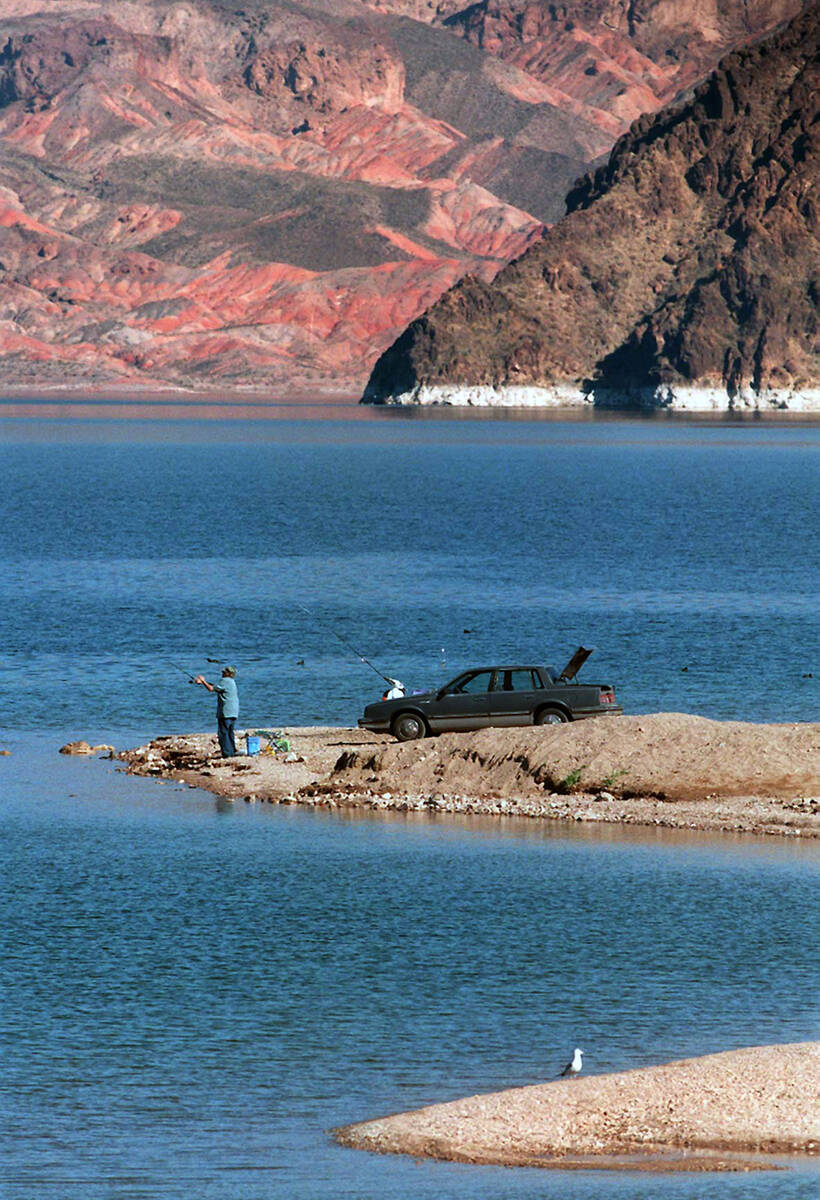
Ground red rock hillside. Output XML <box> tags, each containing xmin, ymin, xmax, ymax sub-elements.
<box><xmin>0</xmin><ymin>0</ymin><xmax>804</xmax><ymax>395</ymax></box>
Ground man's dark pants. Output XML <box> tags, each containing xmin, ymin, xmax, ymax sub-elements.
<box><xmin>218</xmin><ymin>715</ymin><xmax>237</xmax><ymax>757</ymax></box>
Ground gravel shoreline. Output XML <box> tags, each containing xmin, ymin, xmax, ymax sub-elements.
<box><xmin>109</xmin><ymin>715</ymin><xmax>820</xmax><ymax>838</ymax></box>
<box><xmin>335</xmin><ymin>1043</ymin><xmax>820</xmax><ymax>1172</ymax></box>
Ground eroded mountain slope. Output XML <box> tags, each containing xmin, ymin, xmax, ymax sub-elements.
<box><xmin>363</xmin><ymin>5</ymin><xmax>820</xmax><ymax>410</ymax></box>
<box><xmin>0</xmin><ymin>0</ymin><xmax>805</xmax><ymax>393</ymax></box>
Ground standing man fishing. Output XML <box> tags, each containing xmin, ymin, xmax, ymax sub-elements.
<box><xmin>195</xmin><ymin>666</ymin><xmax>239</xmax><ymax>757</ymax></box>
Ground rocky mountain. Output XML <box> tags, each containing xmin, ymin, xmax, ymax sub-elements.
<box><xmin>364</xmin><ymin>4</ymin><xmax>820</xmax><ymax>410</ymax></box>
<box><xmin>0</xmin><ymin>0</ymin><xmax>805</xmax><ymax>395</ymax></box>
<box><xmin>444</xmin><ymin>0</ymin><xmax>808</xmax><ymax>142</ymax></box>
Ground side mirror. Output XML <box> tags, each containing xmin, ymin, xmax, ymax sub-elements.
<box><xmin>436</xmin><ymin>687</ymin><xmax>449</xmax><ymax>700</ymax></box>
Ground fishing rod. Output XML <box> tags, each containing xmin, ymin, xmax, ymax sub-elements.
<box><xmin>295</xmin><ymin>603</ymin><xmax>398</xmax><ymax>686</ymax></box>
<box><xmin>168</xmin><ymin>661</ymin><xmax>197</xmax><ymax>683</ymax></box>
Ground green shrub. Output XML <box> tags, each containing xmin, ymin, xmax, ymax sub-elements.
<box><xmin>555</xmin><ymin>765</ymin><xmax>586</xmax><ymax>793</ymax></box>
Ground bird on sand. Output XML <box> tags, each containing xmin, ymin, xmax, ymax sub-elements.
<box><xmin>559</xmin><ymin>1048</ymin><xmax>583</xmax><ymax>1078</ymax></box>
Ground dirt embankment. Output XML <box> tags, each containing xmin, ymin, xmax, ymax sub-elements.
<box><xmin>115</xmin><ymin>714</ymin><xmax>820</xmax><ymax>838</ymax></box>
<box><xmin>336</xmin><ymin>1043</ymin><xmax>820</xmax><ymax>1172</ymax></box>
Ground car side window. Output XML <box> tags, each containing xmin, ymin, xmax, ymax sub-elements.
<box><xmin>508</xmin><ymin>669</ymin><xmax>538</xmax><ymax>691</ymax></box>
<box><xmin>458</xmin><ymin>671</ymin><xmax>493</xmax><ymax>694</ymax></box>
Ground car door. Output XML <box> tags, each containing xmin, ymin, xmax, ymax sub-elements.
<box><xmin>428</xmin><ymin>670</ymin><xmax>494</xmax><ymax>731</ymax></box>
<box><xmin>487</xmin><ymin>668</ymin><xmax>543</xmax><ymax>726</ymax></box>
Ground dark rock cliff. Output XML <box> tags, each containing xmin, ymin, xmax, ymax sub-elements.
<box><xmin>364</xmin><ymin>4</ymin><xmax>819</xmax><ymax>407</ymax></box>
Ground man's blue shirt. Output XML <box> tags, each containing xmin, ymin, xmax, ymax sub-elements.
<box><xmin>213</xmin><ymin>677</ymin><xmax>239</xmax><ymax>719</ymax></box>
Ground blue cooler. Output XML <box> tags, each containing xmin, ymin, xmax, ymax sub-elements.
<box><xmin>246</xmin><ymin>735</ymin><xmax>260</xmax><ymax>756</ymax></box>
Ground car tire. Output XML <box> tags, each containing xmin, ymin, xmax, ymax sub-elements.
<box><xmin>535</xmin><ymin>706</ymin><xmax>570</xmax><ymax>725</ymax></box>
<box><xmin>391</xmin><ymin>712</ymin><xmax>427</xmax><ymax>742</ymax></box>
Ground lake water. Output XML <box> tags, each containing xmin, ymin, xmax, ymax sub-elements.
<box><xmin>1</xmin><ymin>412</ymin><xmax>818</xmax><ymax>1198</ymax></box>
<box><xmin>2</xmin><ymin>415</ymin><xmax>818</xmax><ymax>729</ymax></box>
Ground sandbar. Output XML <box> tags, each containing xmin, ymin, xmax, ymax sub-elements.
<box><xmin>113</xmin><ymin>714</ymin><xmax>820</xmax><ymax>838</ymax></box>
<box><xmin>335</xmin><ymin>1043</ymin><xmax>820</xmax><ymax>1172</ymax></box>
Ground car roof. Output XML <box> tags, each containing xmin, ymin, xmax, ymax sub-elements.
<box><xmin>456</xmin><ymin>665</ymin><xmax>546</xmax><ymax>672</ymax></box>
<box><xmin>456</xmin><ymin>648</ymin><xmax>594</xmax><ymax>680</ymax></box>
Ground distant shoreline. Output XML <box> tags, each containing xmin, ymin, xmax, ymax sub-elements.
<box><xmin>362</xmin><ymin>382</ymin><xmax>820</xmax><ymax>414</ymax></box>
<box><xmin>0</xmin><ymin>385</ymin><xmax>363</xmax><ymax>422</ymax></box>
<box><xmin>2</xmin><ymin>387</ymin><xmax>819</xmax><ymax>423</ymax></box>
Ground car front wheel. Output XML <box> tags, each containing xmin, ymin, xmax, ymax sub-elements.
<box><xmin>535</xmin><ymin>706</ymin><xmax>570</xmax><ymax>725</ymax></box>
<box><xmin>392</xmin><ymin>712</ymin><xmax>428</xmax><ymax>742</ymax></box>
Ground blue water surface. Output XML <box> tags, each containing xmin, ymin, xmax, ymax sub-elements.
<box><xmin>1</xmin><ymin>416</ymin><xmax>817</xmax><ymax>729</ymax></box>
<box><xmin>1</xmin><ymin>413</ymin><xmax>818</xmax><ymax>1199</ymax></box>
<box><xmin>2</xmin><ymin>735</ymin><xmax>819</xmax><ymax>1200</ymax></box>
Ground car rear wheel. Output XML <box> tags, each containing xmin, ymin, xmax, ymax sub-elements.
<box><xmin>392</xmin><ymin>712</ymin><xmax>427</xmax><ymax>742</ymax></box>
<box><xmin>535</xmin><ymin>706</ymin><xmax>570</xmax><ymax>725</ymax></box>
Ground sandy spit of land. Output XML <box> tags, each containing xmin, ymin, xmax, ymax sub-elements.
<box><xmin>111</xmin><ymin>714</ymin><xmax>820</xmax><ymax>838</ymax></box>
<box><xmin>335</xmin><ymin>1043</ymin><xmax>820</xmax><ymax>1172</ymax></box>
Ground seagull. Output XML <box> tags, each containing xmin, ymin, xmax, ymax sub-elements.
<box><xmin>559</xmin><ymin>1047</ymin><xmax>583</xmax><ymax>1078</ymax></box>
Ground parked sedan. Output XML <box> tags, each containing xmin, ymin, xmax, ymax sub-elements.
<box><xmin>358</xmin><ymin>647</ymin><xmax>622</xmax><ymax>741</ymax></box>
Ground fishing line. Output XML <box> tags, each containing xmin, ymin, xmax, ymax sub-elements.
<box><xmin>294</xmin><ymin>603</ymin><xmax>396</xmax><ymax>685</ymax></box>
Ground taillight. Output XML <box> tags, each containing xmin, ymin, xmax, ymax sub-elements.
<box><xmin>599</xmin><ymin>688</ymin><xmax>616</xmax><ymax>705</ymax></box>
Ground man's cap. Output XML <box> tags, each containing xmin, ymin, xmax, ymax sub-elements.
<box><xmin>222</xmin><ymin>665</ymin><xmax>237</xmax><ymax>677</ymax></box>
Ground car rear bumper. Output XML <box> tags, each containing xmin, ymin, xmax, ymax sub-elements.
<box><xmin>573</xmin><ymin>706</ymin><xmax>623</xmax><ymax>720</ymax></box>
